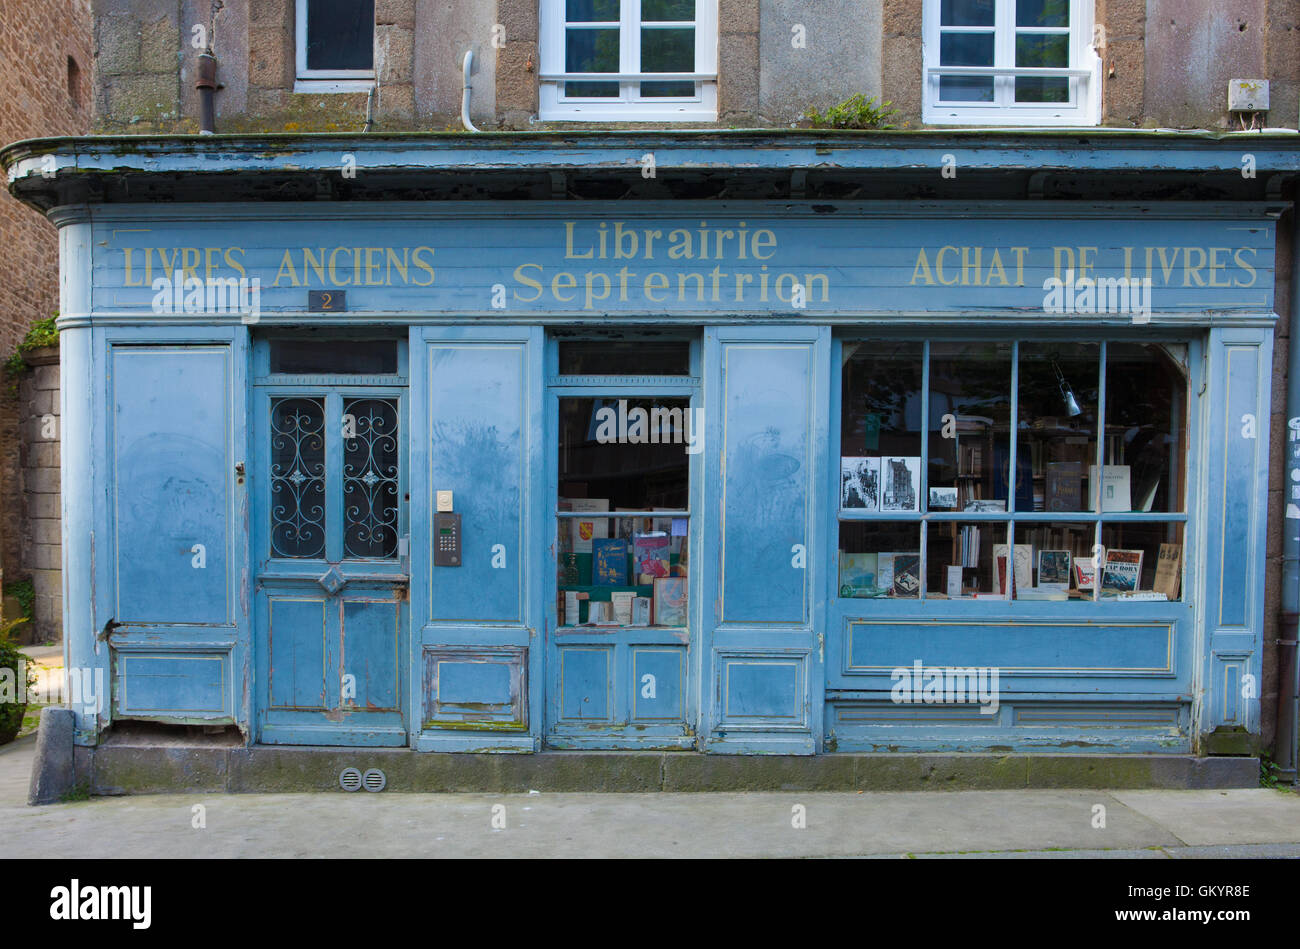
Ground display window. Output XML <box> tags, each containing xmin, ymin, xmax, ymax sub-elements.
<box><xmin>838</xmin><ymin>338</ymin><xmax>1189</xmax><ymax>601</ymax></box>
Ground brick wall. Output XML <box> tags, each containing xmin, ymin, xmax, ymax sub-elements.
<box><xmin>0</xmin><ymin>0</ymin><xmax>91</xmax><ymax>641</ymax></box>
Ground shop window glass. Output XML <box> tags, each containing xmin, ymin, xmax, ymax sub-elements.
<box><xmin>925</xmin><ymin>521</ymin><xmax>1007</xmax><ymax>598</ymax></box>
<box><xmin>1016</xmin><ymin>342</ymin><xmax>1099</xmax><ymax>513</ymax></box>
<box><xmin>838</xmin><ymin>522</ymin><xmax>923</xmax><ymax>599</ymax></box>
<box><xmin>270</xmin><ymin>339</ymin><xmax>398</xmax><ymax>375</ymax></box>
<box><xmin>838</xmin><ymin>339</ymin><xmax>1189</xmax><ymax>603</ymax></box>
<box><xmin>928</xmin><ymin>342</ymin><xmax>1013</xmax><ymax>513</ymax></box>
<box><xmin>1098</xmin><ymin>522</ymin><xmax>1185</xmax><ymax>601</ymax></box>
<box><xmin>1104</xmin><ymin>343</ymin><xmax>1187</xmax><ymax>514</ymax></box>
<box><xmin>557</xmin><ymin>396</ymin><xmax>692</xmax><ymax>627</ymax></box>
<box><xmin>1016</xmin><ymin>521</ymin><xmax>1099</xmax><ymax>599</ymax></box>
<box><xmin>559</xmin><ymin>340</ymin><xmax>691</xmax><ymax>375</ymax></box>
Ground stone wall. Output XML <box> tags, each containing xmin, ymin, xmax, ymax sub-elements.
<box><xmin>18</xmin><ymin>349</ymin><xmax>61</xmax><ymax>645</ymax></box>
<box><xmin>0</xmin><ymin>0</ymin><xmax>90</xmax><ymax>640</ymax></box>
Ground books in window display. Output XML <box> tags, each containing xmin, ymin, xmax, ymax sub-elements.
<box><xmin>633</xmin><ymin>532</ymin><xmax>672</xmax><ymax>584</ymax></box>
<box><xmin>993</xmin><ymin>544</ymin><xmax>1033</xmax><ymax>597</ymax></box>
<box><xmin>840</xmin><ymin>456</ymin><xmax>880</xmax><ymax>510</ymax></box>
<box><xmin>653</xmin><ymin>577</ymin><xmax>688</xmax><ymax>627</ymax></box>
<box><xmin>879</xmin><ymin>552</ymin><xmax>920</xmax><ymax>598</ymax></box>
<box><xmin>881</xmin><ymin>457</ymin><xmax>921</xmax><ymax>513</ymax></box>
<box><xmin>1153</xmin><ymin>543</ymin><xmax>1182</xmax><ymax>599</ymax></box>
<box><xmin>839</xmin><ymin>552</ymin><xmax>885</xmax><ymax>598</ymax></box>
<box><xmin>1089</xmin><ymin>465</ymin><xmax>1132</xmax><ymax>512</ymax></box>
<box><xmin>592</xmin><ymin>538</ymin><xmax>629</xmax><ymax>586</ymax></box>
<box><xmin>1100</xmin><ymin>548</ymin><xmax>1143</xmax><ymax>594</ymax></box>
<box><xmin>1045</xmin><ymin>461</ymin><xmax>1083</xmax><ymax>512</ymax></box>
<box><xmin>566</xmin><ymin>497</ymin><xmax>609</xmax><ymax>553</ymax></box>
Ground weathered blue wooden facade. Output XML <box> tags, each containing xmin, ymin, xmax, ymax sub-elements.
<box><xmin>3</xmin><ymin>131</ymin><xmax>1296</xmax><ymax>758</ymax></box>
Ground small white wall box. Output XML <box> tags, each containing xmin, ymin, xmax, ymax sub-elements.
<box><xmin>436</xmin><ymin>490</ymin><xmax>454</xmax><ymax>512</ymax></box>
<box><xmin>1228</xmin><ymin>79</ymin><xmax>1269</xmax><ymax>112</ymax></box>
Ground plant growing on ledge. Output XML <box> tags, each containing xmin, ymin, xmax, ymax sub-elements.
<box><xmin>803</xmin><ymin>93</ymin><xmax>900</xmax><ymax>130</ymax></box>
<box><xmin>0</xmin><ymin>615</ymin><xmax>33</xmax><ymax>745</ymax></box>
<box><xmin>3</xmin><ymin>315</ymin><xmax>58</xmax><ymax>399</ymax></box>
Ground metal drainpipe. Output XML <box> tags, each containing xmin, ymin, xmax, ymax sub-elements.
<box><xmin>1280</xmin><ymin>198</ymin><xmax>1300</xmax><ymax>784</ymax></box>
<box><xmin>461</xmin><ymin>49</ymin><xmax>481</xmax><ymax>133</ymax></box>
<box><xmin>197</xmin><ymin>2</ymin><xmax>223</xmax><ymax>134</ymax></box>
<box><xmin>197</xmin><ymin>51</ymin><xmax>218</xmax><ymax>134</ymax></box>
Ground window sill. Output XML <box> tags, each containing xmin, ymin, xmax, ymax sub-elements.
<box><xmin>539</xmin><ymin>107</ymin><xmax>719</xmax><ymax>123</ymax></box>
<box><xmin>922</xmin><ymin>110</ymin><xmax>1100</xmax><ymax>128</ymax></box>
<box><xmin>293</xmin><ymin>78</ymin><xmax>375</xmax><ymax>95</ymax></box>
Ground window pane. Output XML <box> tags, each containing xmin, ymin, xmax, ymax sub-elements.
<box><xmin>641</xmin><ymin>80</ymin><xmax>696</xmax><ymax>97</ymax></box>
<box><xmin>839</xmin><ymin>522</ymin><xmax>922</xmax><ymax>598</ymax></box>
<box><xmin>641</xmin><ymin>27</ymin><xmax>695</xmax><ymax>72</ymax></box>
<box><xmin>343</xmin><ymin>398</ymin><xmax>399</xmax><ymax>560</ymax></box>
<box><xmin>939</xmin><ymin>76</ymin><xmax>995</xmax><ymax>102</ymax></box>
<box><xmin>1015</xmin><ymin>32</ymin><xmax>1069</xmax><ymax>102</ymax></box>
<box><xmin>557</xmin><ymin>515</ymin><xmax>688</xmax><ymax>626</ymax></box>
<box><xmin>558</xmin><ymin>395</ymin><xmax>691</xmax><ymax>628</ymax></box>
<box><xmin>941</xmin><ymin>0</ymin><xmax>995</xmax><ymax>27</ymax></box>
<box><xmin>1099</xmin><ymin>522</ymin><xmax>1185</xmax><ymax>601</ymax></box>
<box><xmin>270</xmin><ymin>339</ymin><xmax>397</xmax><ymax>374</ymax></box>
<box><xmin>643</xmin><ymin>0</ymin><xmax>695</xmax><ymax>21</ymax></box>
<box><xmin>559</xmin><ymin>397</ymin><xmax>691</xmax><ymax>509</ymax></box>
<box><xmin>1017</xmin><ymin>343</ymin><xmax>1099</xmax><ymax>513</ymax></box>
<box><xmin>1104</xmin><ymin>344</ymin><xmax>1187</xmax><ymax>513</ymax></box>
<box><xmin>1016</xmin><ymin>32</ymin><xmax>1068</xmax><ymax>66</ymax></box>
<box><xmin>565</xmin><ymin>81</ymin><xmax>621</xmax><ymax>97</ymax></box>
<box><xmin>841</xmin><ymin>340</ymin><xmax>923</xmax><ymax>511</ymax></box>
<box><xmin>1015</xmin><ymin>75</ymin><xmax>1070</xmax><ymax>102</ymax></box>
<box><xmin>941</xmin><ymin>31</ymin><xmax>995</xmax><ymax>65</ymax></box>
<box><xmin>1017</xmin><ymin>0</ymin><xmax>1070</xmax><ymax>28</ymax></box>
<box><xmin>1018</xmin><ymin>521</ymin><xmax>1098</xmax><ymax>599</ymax></box>
<box><xmin>559</xmin><ymin>340</ymin><xmax>691</xmax><ymax>375</ymax></box>
<box><xmin>270</xmin><ymin>397</ymin><xmax>327</xmax><ymax>559</ymax></box>
<box><xmin>926</xmin><ymin>521</ymin><xmax>1007</xmax><ymax>598</ymax></box>
<box><xmin>567</xmin><ymin>0</ymin><xmax>620</xmax><ymax>21</ymax></box>
<box><xmin>567</xmin><ymin>27</ymin><xmax>621</xmax><ymax>72</ymax></box>
<box><xmin>306</xmin><ymin>0</ymin><xmax>374</xmax><ymax>71</ymax></box>
<box><xmin>928</xmin><ymin>342</ymin><xmax>1013</xmax><ymax>512</ymax></box>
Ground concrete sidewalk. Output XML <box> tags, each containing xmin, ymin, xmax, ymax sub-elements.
<box><xmin>1</xmin><ymin>738</ymin><xmax>1297</xmax><ymax>858</ymax></box>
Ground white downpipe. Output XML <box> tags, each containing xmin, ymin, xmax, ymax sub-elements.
<box><xmin>462</xmin><ymin>49</ymin><xmax>480</xmax><ymax>133</ymax></box>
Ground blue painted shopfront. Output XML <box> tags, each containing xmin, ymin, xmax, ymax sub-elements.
<box><xmin>39</xmin><ymin>179</ymin><xmax>1281</xmax><ymax>756</ymax></box>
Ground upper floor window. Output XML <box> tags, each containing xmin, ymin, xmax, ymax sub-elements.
<box><xmin>296</xmin><ymin>0</ymin><xmax>375</xmax><ymax>92</ymax></box>
<box><xmin>922</xmin><ymin>0</ymin><xmax>1100</xmax><ymax>126</ymax></box>
<box><xmin>539</xmin><ymin>0</ymin><xmax>718</xmax><ymax>122</ymax></box>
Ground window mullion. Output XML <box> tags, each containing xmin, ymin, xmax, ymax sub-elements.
<box><xmin>996</xmin><ymin>0</ymin><xmax>1014</xmax><ymax>108</ymax></box>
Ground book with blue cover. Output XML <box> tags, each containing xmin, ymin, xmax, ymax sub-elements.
<box><xmin>592</xmin><ymin>538</ymin><xmax>629</xmax><ymax>586</ymax></box>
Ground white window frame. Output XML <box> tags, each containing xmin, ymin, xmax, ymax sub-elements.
<box><xmin>295</xmin><ymin>0</ymin><xmax>375</xmax><ymax>93</ymax></box>
<box><xmin>539</xmin><ymin>0</ymin><xmax>719</xmax><ymax>122</ymax></box>
<box><xmin>922</xmin><ymin>0</ymin><xmax>1100</xmax><ymax>126</ymax></box>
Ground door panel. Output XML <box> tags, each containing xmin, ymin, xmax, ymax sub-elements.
<box><xmin>544</xmin><ymin>382</ymin><xmax>700</xmax><ymax>749</ymax></box>
<box><xmin>111</xmin><ymin>345</ymin><xmax>233</xmax><ymax>625</ymax></box>
<box><xmin>409</xmin><ymin>327</ymin><xmax>542</xmax><ymax>752</ymax></box>
<box><xmin>700</xmin><ymin>326</ymin><xmax>829</xmax><ymax>754</ymax></box>
<box><xmin>255</xmin><ymin>382</ymin><xmax>408</xmax><ymax>746</ymax></box>
<box><xmin>268</xmin><ymin>596</ymin><xmax>329</xmax><ymax>709</ymax></box>
<box><xmin>100</xmin><ymin>332</ymin><xmax>248</xmax><ymax>733</ymax></box>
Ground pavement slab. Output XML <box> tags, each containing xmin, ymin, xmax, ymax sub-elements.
<box><xmin>1</xmin><ymin>740</ymin><xmax>1296</xmax><ymax>858</ymax></box>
